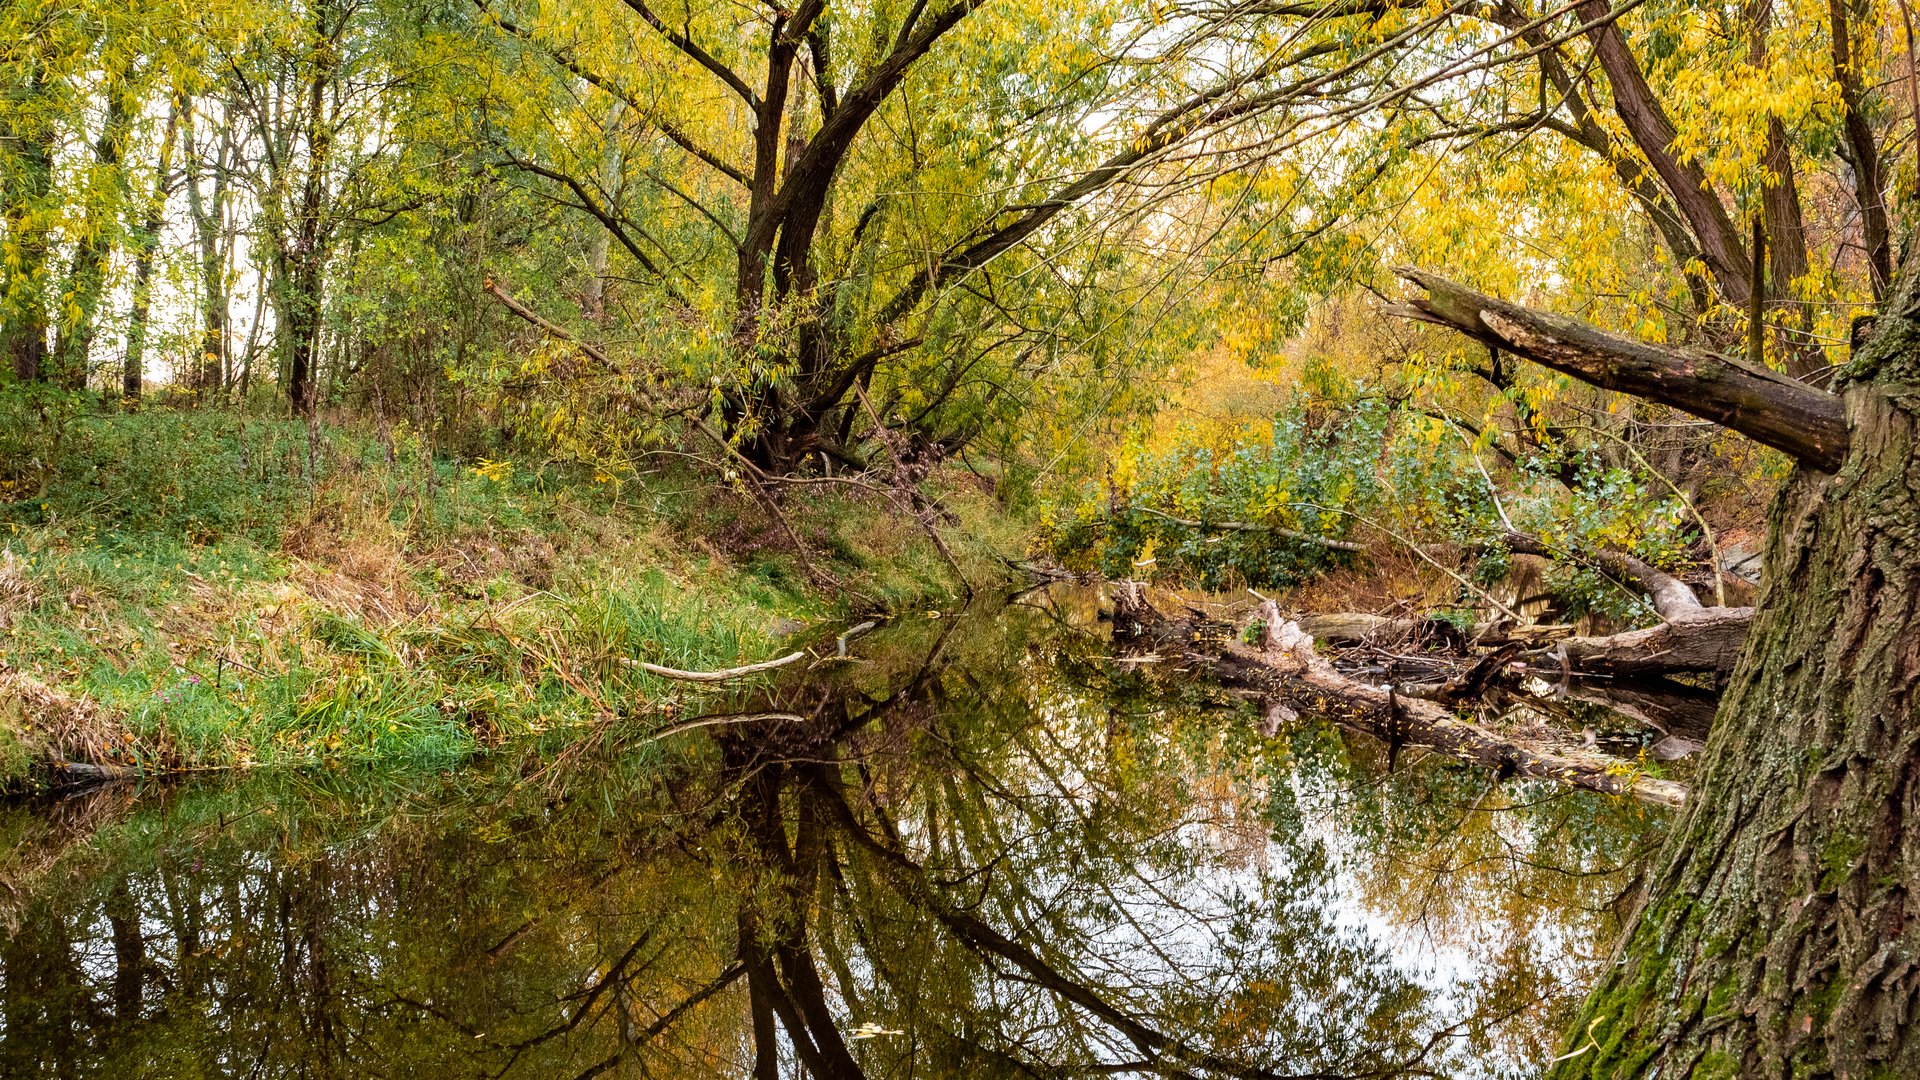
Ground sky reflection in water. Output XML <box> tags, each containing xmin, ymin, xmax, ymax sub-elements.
<box><xmin>0</xmin><ymin>588</ymin><xmax>1669</xmax><ymax>1078</ymax></box>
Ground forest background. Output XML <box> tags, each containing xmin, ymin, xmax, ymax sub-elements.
<box><xmin>0</xmin><ymin>0</ymin><xmax>1905</xmax><ymax>797</ymax></box>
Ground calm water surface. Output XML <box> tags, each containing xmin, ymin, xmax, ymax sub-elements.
<box><xmin>0</xmin><ymin>588</ymin><xmax>1669</xmax><ymax>1078</ymax></box>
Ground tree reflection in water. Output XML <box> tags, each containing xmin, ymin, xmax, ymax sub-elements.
<box><xmin>0</xmin><ymin>589</ymin><xmax>1667</xmax><ymax>1078</ymax></box>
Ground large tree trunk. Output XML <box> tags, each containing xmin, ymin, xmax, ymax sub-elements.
<box><xmin>1545</xmin><ymin>267</ymin><xmax>1920</xmax><ymax>1075</ymax></box>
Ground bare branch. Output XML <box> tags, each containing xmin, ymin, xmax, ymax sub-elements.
<box><xmin>619</xmin><ymin>0</ymin><xmax>761</xmax><ymax>108</ymax></box>
<box><xmin>622</xmin><ymin>650</ymin><xmax>808</xmax><ymax>681</ymax></box>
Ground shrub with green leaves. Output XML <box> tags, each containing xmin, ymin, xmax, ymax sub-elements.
<box><xmin>1045</xmin><ymin>390</ymin><xmax>1703</xmax><ymax>616</ymax></box>
<box><xmin>1045</xmin><ymin>398</ymin><xmax>1420</xmax><ymax>589</ymax></box>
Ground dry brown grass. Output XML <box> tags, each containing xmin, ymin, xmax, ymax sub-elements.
<box><xmin>0</xmin><ymin>663</ymin><xmax>146</xmax><ymax>771</ymax></box>
<box><xmin>0</xmin><ymin>549</ymin><xmax>36</xmax><ymax>629</ymax></box>
<box><xmin>421</xmin><ymin>527</ymin><xmax>558</xmax><ymax>591</ymax></box>
<box><xmin>1280</xmin><ymin>545</ymin><xmax>1454</xmax><ymax>618</ymax></box>
<box><xmin>282</xmin><ymin>490</ymin><xmax>425</xmax><ymax>626</ymax></box>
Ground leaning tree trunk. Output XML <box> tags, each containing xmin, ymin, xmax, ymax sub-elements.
<box><xmin>1547</xmin><ymin>272</ymin><xmax>1920</xmax><ymax>1075</ymax></box>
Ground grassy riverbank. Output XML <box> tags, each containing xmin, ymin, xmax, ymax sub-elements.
<box><xmin>0</xmin><ymin>409</ymin><xmax>1012</xmax><ymax>791</ymax></box>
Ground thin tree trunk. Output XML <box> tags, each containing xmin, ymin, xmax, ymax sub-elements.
<box><xmin>1574</xmin><ymin>0</ymin><xmax>1753</xmax><ymax>305</ymax></box>
<box><xmin>104</xmin><ymin>877</ymin><xmax>146</xmax><ymax>1023</ymax></box>
<box><xmin>57</xmin><ymin>71</ymin><xmax>139</xmax><ymax>391</ymax></box>
<box><xmin>184</xmin><ymin>99</ymin><xmax>233</xmax><ymax>397</ymax></box>
<box><xmin>582</xmin><ymin>99</ymin><xmax>626</xmax><ymax>324</ymax></box>
<box><xmin>240</xmin><ymin>278</ymin><xmax>266</xmax><ymax>401</ymax></box>
<box><xmin>3</xmin><ymin>53</ymin><xmax>57</xmax><ymax>383</ymax></box>
<box><xmin>1829</xmin><ymin>0</ymin><xmax>1892</xmax><ymax>300</ymax></box>
<box><xmin>1750</xmin><ymin>0</ymin><xmax>1823</xmax><ymax>380</ymax></box>
<box><xmin>123</xmin><ymin>100</ymin><xmax>183</xmax><ymax>402</ymax></box>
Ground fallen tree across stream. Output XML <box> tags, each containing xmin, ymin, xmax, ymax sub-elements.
<box><xmin>1111</xmin><ymin>584</ymin><xmax>1690</xmax><ymax>806</ymax></box>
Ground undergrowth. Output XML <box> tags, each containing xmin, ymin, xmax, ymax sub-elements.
<box><xmin>1041</xmin><ymin>389</ymin><xmax>1705</xmax><ymax>623</ymax></box>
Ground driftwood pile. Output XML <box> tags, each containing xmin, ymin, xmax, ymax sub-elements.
<box><xmin>1107</xmin><ymin>564</ymin><xmax>1749</xmax><ymax>806</ymax></box>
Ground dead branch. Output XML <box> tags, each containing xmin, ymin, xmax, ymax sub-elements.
<box><xmin>1388</xmin><ymin>269</ymin><xmax>1848</xmax><ymax>470</ymax></box>
<box><xmin>1249</xmin><ymin>604</ymin><xmax>1685</xmax><ymax>804</ymax></box>
<box><xmin>1533</xmin><ymin>605</ymin><xmax>1753</xmax><ymax>678</ymax></box>
<box><xmin>1127</xmin><ymin>506</ymin><xmax>1371</xmax><ymax>552</ymax></box>
<box><xmin>1113</xmin><ymin>588</ymin><xmax>1687</xmax><ymax>806</ymax></box>
<box><xmin>1294</xmin><ymin>611</ymin><xmax>1463</xmax><ymax>645</ymax></box>
<box><xmin>622</xmin><ymin>650</ymin><xmax>808</xmax><ymax>682</ymax></box>
<box><xmin>482</xmin><ymin>278</ymin><xmax>616</xmax><ymax>372</ymax></box>
<box><xmin>689</xmin><ymin>418</ymin><xmax>849</xmax><ymax>595</ymax></box>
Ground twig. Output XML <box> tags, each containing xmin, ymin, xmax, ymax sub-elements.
<box><xmin>837</xmin><ymin>619</ymin><xmax>877</xmax><ymax>657</ymax></box>
<box><xmin>689</xmin><ymin>418</ymin><xmax>847</xmax><ymax>595</ymax></box>
<box><xmin>853</xmin><ymin>382</ymin><xmax>973</xmax><ymax>597</ymax></box>
<box><xmin>1125</xmin><ymin>505</ymin><xmax>1369</xmax><ymax>552</ymax></box>
<box><xmin>1561</xmin><ymin>423</ymin><xmax>1726</xmax><ymax>607</ymax></box>
<box><xmin>1291</xmin><ymin>501</ymin><xmax>1525</xmax><ymax>623</ymax></box>
<box><xmin>621</xmin><ymin>650</ymin><xmax>807</xmax><ymax>682</ymax></box>
<box><xmin>640</xmin><ymin>711</ymin><xmax>808</xmax><ymax>741</ymax></box>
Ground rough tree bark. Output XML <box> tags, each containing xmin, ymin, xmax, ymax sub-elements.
<box><xmin>1544</xmin><ymin>310</ymin><xmax>1920</xmax><ymax>1076</ymax></box>
<box><xmin>1389</xmin><ymin>262</ymin><xmax>1920</xmax><ymax>1074</ymax></box>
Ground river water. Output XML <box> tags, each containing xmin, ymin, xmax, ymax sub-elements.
<box><xmin>0</xmin><ymin>587</ymin><xmax>1670</xmax><ymax>1078</ymax></box>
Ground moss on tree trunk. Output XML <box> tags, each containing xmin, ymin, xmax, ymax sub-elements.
<box><xmin>1548</xmin><ymin>274</ymin><xmax>1920</xmax><ymax>1078</ymax></box>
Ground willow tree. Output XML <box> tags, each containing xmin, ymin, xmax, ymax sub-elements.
<box><xmin>471</xmin><ymin>0</ymin><xmax>1472</xmax><ymax>473</ymax></box>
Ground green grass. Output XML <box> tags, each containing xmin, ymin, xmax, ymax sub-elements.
<box><xmin>0</xmin><ymin>408</ymin><xmax>1010</xmax><ymax>789</ymax></box>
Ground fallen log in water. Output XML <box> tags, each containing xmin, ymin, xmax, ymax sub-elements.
<box><xmin>1292</xmin><ymin>607</ymin><xmax>1751</xmax><ymax>679</ymax></box>
<box><xmin>1294</xmin><ymin>612</ymin><xmax>1460</xmax><ymax>646</ymax></box>
<box><xmin>1531</xmin><ymin>606</ymin><xmax>1752</xmax><ymax>678</ymax></box>
<box><xmin>1113</xmin><ymin>586</ymin><xmax>1688</xmax><ymax>806</ymax></box>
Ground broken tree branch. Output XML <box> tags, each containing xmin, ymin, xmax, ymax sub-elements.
<box><xmin>622</xmin><ymin>651</ymin><xmax>808</xmax><ymax>682</ymax></box>
<box><xmin>1532</xmin><ymin>605</ymin><xmax>1753</xmax><ymax>678</ymax></box>
<box><xmin>1388</xmin><ymin>268</ymin><xmax>1849</xmax><ymax>470</ymax></box>
<box><xmin>483</xmin><ymin>277</ymin><xmax>616</xmax><ymax>372</ymax></box>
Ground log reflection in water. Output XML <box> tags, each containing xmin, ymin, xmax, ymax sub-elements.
<box><xmin>0</xmin><ymin>591</ymin><xmax>1666</xmax><ymax>1078</ymax></box>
